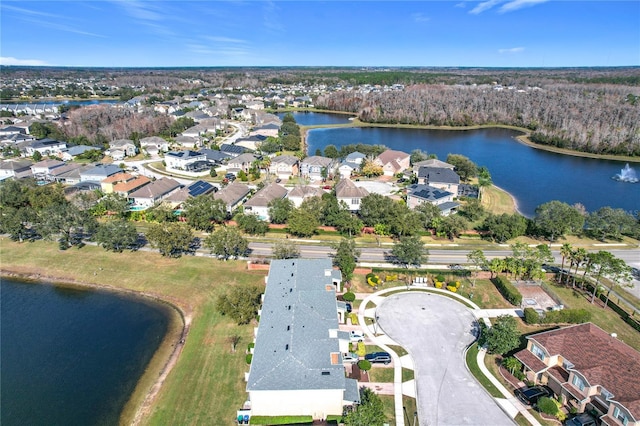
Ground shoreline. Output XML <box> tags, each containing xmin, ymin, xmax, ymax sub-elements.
<box><xmin>0</xmin><ymin>270</ymin><xmax>189</xmax><ymax>426</ymax></box>
<box><xmin>298</xmin><ymin>112</ymin><xmax>640</xmax><ymax>164</ymax></box>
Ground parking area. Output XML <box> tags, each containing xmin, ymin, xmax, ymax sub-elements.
<box><xmin>376</xmin><ymin>292</ymin><xmax>514</xmax><ymax>426</ymax></box>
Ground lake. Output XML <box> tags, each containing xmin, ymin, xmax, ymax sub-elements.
<box><xmin>0</xmin><ymin>278</ymin><xmax>169</xmax><ymax>426</ymax></box>
<box><xmin>303</xmin><ymin>122</ymin><xmax>639</xmax><ymax>217</ymax></box>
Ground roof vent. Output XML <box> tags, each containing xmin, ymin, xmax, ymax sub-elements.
<box><xmin>285</xmin><ymin>344</ymin><xmax>289</xmax><ymax>350</ymax></box>
<box><xmin>611</xmin><ymin>333</ymin><xmax>618</xmax><ymax>338</ymax></box>
<box><xmin>287</xmin><ymin>325</ymin><xmax>290</xmax><ymax>331</ymax></box>
<box><xmin>321</xmin><ymin>371</ymin><xmax>330</xmax><ymax>376</ymax></box>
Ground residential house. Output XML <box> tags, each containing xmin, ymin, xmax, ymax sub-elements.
<box><xmin>80</xmin><ymin>164</ymin><xmax>123</xmax><ymax>183</ymax></box>
<box><xmin>406</xmin><ymin>184</ymin><xmax>459</xmax><ymax>216</ymax></box>
<box><xmin>0</xmin><ymin>125</ymin><xmax>27</xmax><ymax>138</ymax></box>
<box><xmin>174</xmin><ymin>135</ymin><xmax>200</xmax><ymax>149</ymax></box>
<box><xmin>51</xmin><ymin>164</ymin><xmax>92</xmax><ymax>185</ymax></box>
<box><xmin>246</xmin><ymin>259</ymin><xmax>359</xmax><ymax>419</ymax></box>
<box><xmin>112</xmin><ymin>175</ymin><xmax>151</xmax><ymax>197</ymax></box>
<box><xmin>269</xmin><ymin>155</ymin><xmax>299</xmax><ymax>180</ymax></box>
<box><xmin>30</xmin><ymin>159</ymin><xmax>65</xmax><ymax>177</ymax></box>
<box><xmin>61</xmin><ymin>145</ymin><xmax>98</xmax><ymax>161</ymax></box>
<box><xmin>0</xmin><ymin>159</ymin><xmax>33</xmax><ymax>180</ymax></box>
<box><xmin>220</xmin><ymin>143</ymin><xmax>250</xmax><ymax>157</ymax></box>
<box><xmin>250</xmin><ymin>123</ymin><xmax>280</xmax><ymax>139</ymax></box>
<box><xmin>374</xmin><ymin>149</ymin><xmax>411</xmax><ymax>176</ymax></box>
<box><xmin>128</xmin><ymin>177</ymin><xmax>181</xmax><ymax>209</ymax></box>
<box><xmin>163</xmin><ymin>180</ymin><xmax>216</xmax><ymax>209</ymax></box>
<box><xmin>108</xmin><ymin>139</ymin><xmax>137</xmax><ymax>160</ymax></box>
<box><xmin>300</xmin><ymin>156</ymin><xmax>334</xmax><ymax>181</ymax></box>
<box><xmin>338</xmin><ymin>152</ymin><xmax>366</xmax><ymax>179</ymax></box>
<box><xmin>213</xmin><ymin>182</ymin><xmax>251</xmax><ymax>215</ymax></box>
<box><xmin>412</xmin><ymin>158</ymin><xmax>455</xmax><ymax>174</ymax></box>
<box><xmin>25</xmin><ymin>138</ymin><xmax>67</xmax><ymax>157</ymax></box>
<box><xmin>286</xmin><ymin>185</ymin><xmax>326</xmax><ymax>208</ymax></box>
<box><xmin>417</xmin><ymin>167</ymin><xmax>460</xmax><ymax>195</ymax></box>
<box><xmin>335</xmin><ymin>178</ymin><xmax>369</xmax><ymax>212</ymax></box>
<box><xmin>165</xmin><ymin>150</ymin><xmax>207</xmax><ymax>171</ymax></box>
<box><xmin>101</xmin><ymin>172</ymin><xmax>137</xmax><ymax>194</ymax></box>
<box><xmin>243</xmin><ymin>183</ymin><xmax>288</xmax><ymax>221</ymax></box>
<box><xmin>226</xmin><ymin>153</ymin><xmax>258</xmax><ymax>175</ymax></box>
<box><xmin>198</xmin><ymin>148</ymin><xmax>232</xmax><ymax>165</ymax></box>
<box><xmin>515</xmin><ymin>323</ymin><xmax>640</xmax><ymax>426</ymax></box>
<box><xmin>140</xmin><ymin>136</ymin><xmax>169</xmax><ymax>155</ymax></box>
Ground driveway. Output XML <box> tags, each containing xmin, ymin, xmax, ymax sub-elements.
<box><xmin>376</xmin><ymin>292</ymin><xmax>514</xmax><ymax>426</ymax></box>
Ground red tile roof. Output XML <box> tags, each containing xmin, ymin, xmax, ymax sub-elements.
<box><xmin>528</xmin><ymin>323</ymin><xmax>640</xmax><ymax>417</ymax></box>
<box><xmin>514</xmin><ymin>348</ymin><xmax>548</xmax><ymax>373</ymax></box>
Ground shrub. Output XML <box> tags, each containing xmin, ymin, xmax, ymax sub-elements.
<box><xmin>542</xmin><ymin>308</ymin><xmax>592</xmax><ymax>324</ymax></box>
<box><xmin>385</xmin><ymin>273</ymin><xmax>398</xmax><ymax>282</ymax></box>
<box><xmin>349</xmin><ymin>313</ymin><xmax>359</xmax><ymax>325</ymax></box>
<box><xmin>343</xmin><ymin>291</ymin><xmax>356</xmax><ymax>302</ymax></box>
<box><xmin>492</xmin><ymin>276</ymin><xmax>523</xmax><ymax>306</ymax></box>
<box><xmin>357</xmin><ymin>359</ymin><xmax>372</xmax><ymax>371</ymax></box>
<box><xmin>523</xmin><ymin>307</ymin><xmax>540</xmax><ymax>324</ymax></box>
<box><xmin>356</xmin><ymin>341</ymin><xmax>366</xmax><ymax>356</ymax></box>
<box><xmin>454</xmin><ymin>281</ymin><xmax>461</xmax><ymax>289</ymax></box>
<box><xmin>536</xmin><ymin>397</ymin><xmax>558</xmax><ymax>415</ymax></box>
<box><xmin>436</xmin><ymin>274</ymin><xmax>446</xmax><ymax>282</ymax></box>
<box><xmin>446</xmin><ymin>285</ymin><xmax>457</xmax><ymax>292</ymax></box>
<box><xmin>435</xmin><ymin>281</ymin><xmax>443</xmax><ymax>289</ymax></box>
<box><xmin>245</xmin><ymin>354</ymin><xmax>253</xmax><ymax>364</ymax></box>
<box><xmin>248</xmin><ymin>342</ymin><xmax>255</xmax><ymax>351</ymax></box>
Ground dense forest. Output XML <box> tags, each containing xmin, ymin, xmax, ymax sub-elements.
<box><xmin>315</xmin><ymin>82</ymin><xmax>640</xmax><ymax>156</ymax></box>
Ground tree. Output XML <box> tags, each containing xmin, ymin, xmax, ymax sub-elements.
<box><xmin>146</xmin><ymin>222</ymin><xmax>194</xmax><ymax>257</ymax></box>
<box><xmin>446</xmin><ymin>154</ymin><xmax>477</xmax><ymax>181</ymax></box>
<box><xmin>559</xmin><ymin>243</ymin><xmax>573</xmax><ymax>284</ymax></box>
<box><xmin>458</xmin><ymin>199</ymin><xmax>485</xmax><ymax>221</ymax></box>
<box><xmin>360</xmin><ymin>159</ymin><xmax>383</xmax><ymax>177</ymax></box>
<box><xmin>344</xmin><ymin>387</ymin><xmax>386</xmax><ymax>426</ymax></box>
<box><xmin>216</xmin><ymin>284</ymin><xmax>263</xmax><ymax>325</ymax></box>
<box><xmin>480</xmin><ymin>315</ymin><xmax>520</xmax><ymax>355</ymax></box>
<box><xmin>586</xmin><ymin>207</ymin><xmax>637</xmax><ymax>241</ymax></box>
<box><xmin>235</xmin><ymin>213</ymin><xmax>269</xmax><ymax>236</ymax></box>
<box><xmin>359</xmin><ymin>193</ymin><xmax>397</xmax><ymax>227</ymax></box>
<box><xmin>32</xmin><ymin>151</ymin><xmax>42</xmax><ymax>162</ymax></box>
<box><xmin>268</xmin><ymin>198</ymin><xmax>294</xmax><ymax>224</ymax></box>
<box><xmin>502</xmin><ymin>357</ymin><xmax>522</xmax><ymax>375</ymax></box>
<box><xmin>94</xmin><ymin>219</ymin><xmax>138</xmax><ymax>252</ymax></box>
<box><xmin>332</xmin><ymin>238</ymin><xmax>361</xmax><ymax>282</ymax></box>
<box><xmin>533</xmin><ymin>201</ymin><xmax>584</xmax><ymax>242</ymax></box>
<box><xmin>205</xmin><ymin>226</ymin><xmax>249</xmax><ymax>260</ymax></box>
<box><xmin>182</xmin><ymin>196</ymin><xmax>227</xmax><ymax>232</ymax></box>
<box><xmin>390</xmin><ymin>235</ymin><xmax>428</xmax><ymax>268</ymax></box>
<box><xmin>38</xmin><ymin>202</ymin><xmax>97</xmax><ymax>249</ymax></box>
<box><xmin>287</xmin><ymin>208</ymin><xmax>319</xmax><ymax>237</ymax></box>
<box><xmin>273</xmin><ymin>240</ymin><xmax>300</xmax><ymax>259</ymax></box>
<box><xmin>435</xmin><ymin>214</ymin><xmax>468</xmax><ymax>240</ymax></box>
<box><xmin>410</xmin><ymin>149</ymin><xmax>429</xmax><ymax>165</ymax></box>
<box><xmin>476</xmin><ymin>166</ymin><xmax>493</xmax><ymax>200</ymax></box>
<box><xmin>323</xmin><ymin>144</ymin><xmax>339</xmax><ymax>159</ymax></box>
<box><xmin>389</xmin><ymin>204</ymin><xmax>424</xmax><ymax>237</ymax></box>
<box><xmin>334</xmin><ymin>211</ymin><xmax>364</xmax><ymax>237</ymax></box>
<box><xmin>482</xmin><ymin>213</ymin><xmax>527</xmax><ymax>243</ymax></box>
<box><xmin>602</xmin><ymin>256</ymin><xmax>633</xmax><ymax>309</ymax></box>
<box><xmin>467</xmin><ymin>249</ymin><xmax>487</xmax><ymax>287</ymax></box>
<box><xmin>93</xmin><ymin>193</ymin><xmax>130</xmax><ymax>218</ymax></box>
<box><xmin>415</xmin><ymin>202</ymin><xmax>442</xmax><ymax>230</ymax></box>
<box><xmin>587</xmin><ymin>251</ymin><xmax>615</xmax><ymax>303</ymax></box>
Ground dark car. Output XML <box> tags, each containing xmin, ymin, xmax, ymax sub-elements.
<box><xmin>224</xmin><ymin>173</ymin><xmax>236</xmax><ymax>181</ymax></box>
<box><xmin>345</xmin><ymin>302</ymin><xmax>352</xmax><ymax>313</ymax></box>
<box><xmin>565</xmin><ymin>412</ymin><xmax>597</xmax><ymax>426</ymax></box>
<box><xmin>365</xmin><ymin>352</ymin><xmax>391</xmax><ymax>364</ymax></box>
<box><xmin>514</xmin><ymin>385</ymin><xmax>553</xmax><ymax>406</ymax></box>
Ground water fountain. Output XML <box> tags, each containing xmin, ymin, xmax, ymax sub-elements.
<box><xmin>613</xmin><ymin>163</ymin><xmax>639</xmax><ymax>183</ymax></box>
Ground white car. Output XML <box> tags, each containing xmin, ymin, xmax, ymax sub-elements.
<box><xmin>349</xmin><ymin>330</ymin><xmax>365</xmax><ymax>342</ymax></box>
<box><xmin>342</xmin><ymin>352</ymin><xmax>359</xmax><ymax>364</ymax></box>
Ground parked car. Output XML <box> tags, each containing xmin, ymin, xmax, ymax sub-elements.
<box><xmin>565</xmin><ymin>412</ymin><xmax>597</xmax><ymax>426</ymax></box>
<box><xmin>224</xmin><ymin>173</ymin><xmax>236</xmax><ymax>181</ymax></box>
<box><xmin>345</xmin><ymin>302</ymin><xmax>352</xmax><ymax>313</ymax></box>
<box><xmin>341</xmin><ymin>352</ymin><xmax>359</xmax><ymax>364</ymax></box>
<box><xmin>515</xmin><ymin>385</ymin><xmax>553</xmax><ymax>406</ymax></box>
<box><xmin>365</xmin><ymin>352</ymin><xmax>391</xmax><ymax>364</ymax></box>
<box><xmin>349</xmin><ymin>330</ymin><xmax>364</xmax><ymax>342</ymax></box>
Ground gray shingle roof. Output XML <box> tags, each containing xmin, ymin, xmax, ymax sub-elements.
<box><xmin>417</xmin><ymin>167</ymin><xmax>460</xmax><ymax>184</ymax></box>
<box><xmin>335</xmin><ymin>178</ymin><xmax>369</xmax><ymax>199</ymax></box>
<box><xmin>244</xmin><ymin>183</ymin><xmax>287</xmax><ymax>208</ymax></box>
<box><xmin>247</xmin><ymin>259</ymin><xmax>348</xmax><ymax>393</ymax></box>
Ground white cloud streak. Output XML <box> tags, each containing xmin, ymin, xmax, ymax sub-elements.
<box><xmin>412</xmin><ymin>12</ymin><xmax>431</xmax><ymax>23</ymax></box>
<box><xmin>499</xmin><ymin>0</ymin><xmax>550</xmax><ymax>13</ymax></box>
<box><xmin>0</xmin><ymin>56</ymin><xmax>51</xmax><ymax>66</ymax></box>
<box><xmin>498</xmin><ymin>47</ymin><xmax>525</xmax><ymax>53</ymax></box>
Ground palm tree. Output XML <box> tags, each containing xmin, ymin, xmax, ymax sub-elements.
<box><xmin>570</xmin><ymin>248</ymin><xmax>588</xmax><ymax>288</ymax></box>
<box><xmin>560</xmin><ymin>243</ymin><xmax>573</xmax><ymax>284</ymax></box>
<box><xmin>502</xmin><ymin>357</ymin><xmax>522</xmax><ymax>375</ymax></box>
<box><xmin>477</xmin><ymin>166</ymin><xmax>492</xmax><ymax>201</ymax></box>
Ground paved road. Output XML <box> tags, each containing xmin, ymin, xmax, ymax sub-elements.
<box><xmin>376</xmin><ymin>292</ymin><xmax>514</xmax><ymax>426</ymax></box>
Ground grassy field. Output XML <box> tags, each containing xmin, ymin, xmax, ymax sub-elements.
<box><xmin>480</xmin><ymin>185</ymin><xmax>518</xmax><ymax>215</ymax></box>
<box><xmin>0</xmin><ymin>239</ymin><xmax>267</xmax><ymax>426</ymax></box>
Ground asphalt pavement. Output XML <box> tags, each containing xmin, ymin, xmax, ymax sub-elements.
<box><xmin>376</xmin><ymin>292</ymin><xmax>515</xmax><ymax>426</ymax></box>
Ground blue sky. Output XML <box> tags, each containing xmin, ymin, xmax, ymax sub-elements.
<box><xmin>1</xmin><ymin>1</ymin><xmax>638</xmax><ymax>67</ymax></box>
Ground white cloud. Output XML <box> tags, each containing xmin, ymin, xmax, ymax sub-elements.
<box><xmin>498</xmin><ymin>47</ymin><xmax>525</xmax><ymax>54</ymax></box>
<box><xmin>499</xmin><ymin>0</ymin><xmax>550</xmax><ymax>13</ymax></box>
<box><xmin>1</xmin><ymin>4</ymin><xmax>63</xmax><ymax>19</ymax></box>
<box><xmin>469</xmin><ymin>0</ymin><xmax>503</xmax><ymax>15</ymax></box>
<box><xmin>412</xmin><ymin>12</ymin><xmax>431</xmax><ymax>23</ymax></box>
<box><xmin>0</xmin><ymin>57</ymin><xmax>50</xmax><ymax>66</ymax></box>
<box><xmin>205</xmin><ymin>36</ymin><xmax>248</xmax><ymax>44</ymax></box>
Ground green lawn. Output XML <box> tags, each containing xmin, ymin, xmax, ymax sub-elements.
<box><xmin>464</xmin><ymin>343</ymin><xmax>504</xmax><ymax>399</ymax></box>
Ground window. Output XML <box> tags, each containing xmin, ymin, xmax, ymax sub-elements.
<box><xmin>531</xmin><ymin>344</ymin><xmax>545</xmax><ymax>361</ymax></box>
<box><xmin>351</xmin><ymin>198</ymin><xmax>360</xmax><ymax>205</ymax></box>
<box><xmin>572</xmin><ymin>375</ymin><xmax>585</xmax><ymax>391</ymax></box>
<box><xmin>613</xmin><ymin>407</ymin><xmax>628</xmax><ymax>426</ymax></box>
